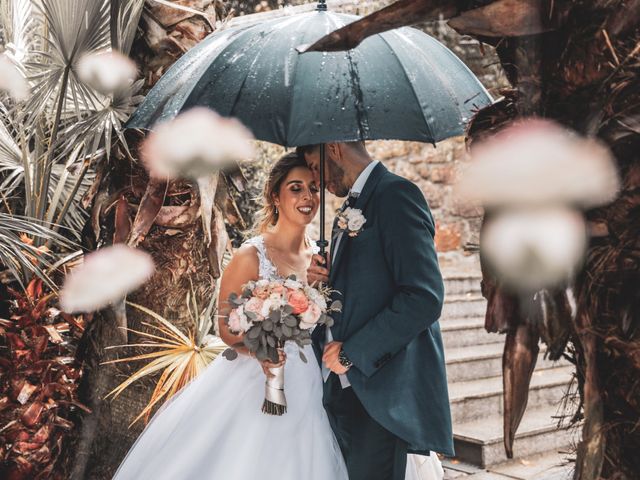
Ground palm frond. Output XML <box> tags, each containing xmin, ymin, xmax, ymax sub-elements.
<box><xmin>111</xmin><ymin>0</ymin><xmax>145</xmax><ymax>54</ymax></box>
<box><xmin>0</xmin><ymin>0</ymin><xmax>39</xmax><ymax>61</ymax></box>
<box><xmin>102</xmin><ymin>295</ymin><xmax>226</xmax><ymax>426</ymax></box>
<box><xmin>0</xmin><ymin>110</ymin><xmax>93</xmax><ymax>239</ymax></box>
<box><xmin>23</xmin><ymin>0</ymin><xmax>110</xmax><ymax>125</ymax></box>
<box><xmin>0</xmin><ymin>212</ymin><xmax>77</xmax><ymax>289</ymax></box>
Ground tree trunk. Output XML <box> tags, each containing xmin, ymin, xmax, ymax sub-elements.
<box><xmin>71</xmin><ymin>2</ymin><xmax>238</xmax><ymax>478</ymax></box>
<box><xmin>460</xmin><ymin>2</ymin><xmax>640</xmax><ymax>478</ymax></box>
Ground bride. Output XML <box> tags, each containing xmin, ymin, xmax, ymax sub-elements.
<box><xmin>113</xmin><ymin>152</ymin><xmax>443</xmax><ymax>480</ymax></box>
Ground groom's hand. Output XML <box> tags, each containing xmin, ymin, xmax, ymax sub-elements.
<box><xmin>307</xmin><ymin>254</ymin><xmax>330</xmax><ymax>286</ymax></box>
<box><xmin>323</xmin><ymin>341</ymin><xmax>348</xmax><ymax>375</ymax></box>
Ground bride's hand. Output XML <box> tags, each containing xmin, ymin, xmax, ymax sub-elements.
<box><xmin>307</xmin><ymin>254</ymin><xmax>329</xmax><ymax>286</ymax></box>
<box><xmin>259</xmin><ymin>349</ymin><xmax>286</xmax><ymax>378</ymax></box>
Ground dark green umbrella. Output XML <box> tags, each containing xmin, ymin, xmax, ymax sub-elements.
<box><xmin>126</xmin><ymin>1</ymin><xmax>492</xmax><ymax>253</ymax></box>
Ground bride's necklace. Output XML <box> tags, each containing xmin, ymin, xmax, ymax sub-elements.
<box><xmin>264</xmin><ymin>238</ymin><xmax>310</xmax><ymax>279</ymax></box>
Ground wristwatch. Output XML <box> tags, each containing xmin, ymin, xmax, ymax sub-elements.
<box><xmin>338</xmin><ymin>348</ymin><xmax>353</xmax><ymax>370</ymax></box>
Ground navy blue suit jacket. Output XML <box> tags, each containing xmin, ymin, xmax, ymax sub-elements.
<box><xmin>314</xmin><ymin>163</ymin><xmax>454</xmax><ymax>456</ymax></box>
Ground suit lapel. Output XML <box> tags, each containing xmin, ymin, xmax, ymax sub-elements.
<box><xmin>329</xmin><ymin>163</ymin><xmax>387</xmax><ymax>283</ymax></box>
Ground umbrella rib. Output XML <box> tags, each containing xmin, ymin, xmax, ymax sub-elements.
<box><xmin>391</xmin><ymin>29</ymin><xmax>467</xmax><ymax>139</ymax></box>
<box><xmin>286</xmin><ymin>15</ymin><xmax>329</xmax><ymax>147</ymax></box>
<box><xmin>225</xmin><ymin>28</ymin><xmax>290</xmax><ymax>124</ymax></box>
<box><xmin>377</xmin><ymin>33</ymin><xmax>436</xmax><ymax>144</ymax></box>
<box><xmin>185</xmin><ymin>26</ymin><xmax>263</xmax><ymax>115</ymax></box>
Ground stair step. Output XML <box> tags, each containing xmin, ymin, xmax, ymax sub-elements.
<box><xmin>442</xmin><ymin>294</ymin><xmax>487</xmax><ymax>319</ymax></box>
<box><xmin>446</xmin><ymin>343</ymin><xmax>565</xmax><ymax>382</ymax></box>
<box><xmin>441</xmin><ymin>317</ymin><xmax>502</xmax><ymax>349</ymax></box>
<box><xmin>449</xmin><ymin>366</ymin><xmax>573</xmax><ymax>423</ymax></box>
<box><xmin>452</xmin><ymin>404</ymin><xmax>574</xmax><ymax>468</ymax></box>
<box><xmin>443</xmin><ymin>273</ymin><xmax>482</xmax><ymax>296</ymax></box>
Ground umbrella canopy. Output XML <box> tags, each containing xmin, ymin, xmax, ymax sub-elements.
<box><xmin>126</xmin><ymin>7</ymin><xmax>492</xmax><ymax>146</ymax></box>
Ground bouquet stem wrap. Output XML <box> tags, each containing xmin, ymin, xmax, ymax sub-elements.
<box><xmin>262</xmin><ymin>365</ymin><xmax>287</xmax><ymax>416</ymax></box>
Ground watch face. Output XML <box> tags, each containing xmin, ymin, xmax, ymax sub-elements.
<box><xmin>338</xmin><ymin>350</ymin><xmax>352</xmax><ymax>368</ymax></box>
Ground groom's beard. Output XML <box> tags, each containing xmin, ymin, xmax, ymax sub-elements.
<box><xmin>328</xmin><ymin>159</ymin><xmax>349</xmax><ymax>197</ymax></box>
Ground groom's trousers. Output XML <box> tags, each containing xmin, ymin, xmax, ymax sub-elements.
<box><xmin>324</xmin><ymin>373</ymin><xmax>408</xmax><ymax>480</ymax></box>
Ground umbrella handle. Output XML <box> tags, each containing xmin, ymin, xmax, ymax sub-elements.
<box><xmin>317</xmin><ymin>144</ymin><xmax>329</xmax><ymax>259</ymax></box>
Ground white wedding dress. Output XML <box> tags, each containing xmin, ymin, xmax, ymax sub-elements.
<box><xmin>113</xmin><ymin>236</ymin><xmax>443</xmax><ymax>480</ymax></box>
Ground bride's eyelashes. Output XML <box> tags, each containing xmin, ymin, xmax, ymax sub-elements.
<box><xmin>287</xmin><ymin>182</ymin><xmax>319</xmax><ymax>196</ymax></box>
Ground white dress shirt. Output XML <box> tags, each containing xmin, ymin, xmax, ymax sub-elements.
<box><xmin>325</xmin><ymin>161</ymin><xmax>379</xmax><ymax>388</ymax></box>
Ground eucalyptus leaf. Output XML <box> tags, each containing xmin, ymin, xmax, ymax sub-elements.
<box><xmin>268</xmin><ymin>347</ymin><xmax>279</xmax><ymax>363</ymax></box>
<box><xmin>282</xmin><ymin>324</ymin><xmax>293</xmax><ymax>337</ymax></box>
<box><xmin>244</xmin><ymin>336</ymin><xmax>259</xmax><ymax>350</ymax></box>
<box><xmin>283</xmin><ymin>305</ymin><xmax>293</xmax><ymax>315</ymax></box>
<box><xmin>248</xmin><ymin>326</ymin><xmax>261</xmax><ymax>339</ymax></box>
<box><xmin>256</xmin><ymin>347</ymin><xmax>268</xmax><ymax>362</ymax></box>
<box><xmin>299</xmin><ymin>349</ymin><xmax>308</xmax><ymax>363</ymax></box>
<box><xmin>266</xmin><ymin>336</ymin><xmax>276</xmax><ymax>347</ymax></box>
<box><xmin>283</xmin><ymin>315</ymin><xmax>297</xmax><ymax>328</ymax></box>
<box><xmin>245</xmin><ymin>310</ymin><xmax>257</xmax><ymax>321</ymax></box>
<box><xmin>330</xmin><ymin>300</ymin><xmax>343</xmax><ymax>311</ymax></box>
<box><xmin>221</xmin><ymin>348</ymin><xmax>238</xmax><ymax>361</ymax></box>
<box><xmin>269</xmin><ymin>309</ymin><xmax>281</xmax><ymax>322</ymax></box>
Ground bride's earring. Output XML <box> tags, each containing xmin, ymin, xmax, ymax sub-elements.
<box><xmin>275</xmin><ymin>205</ymin><xmax>279</xmax><ymax>215</ymax></box>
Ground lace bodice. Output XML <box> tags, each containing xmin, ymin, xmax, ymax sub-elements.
<box><xmin>243</xmin><ymin>235</ymin><xmax>319</xmax><ymax>281</ymax></box>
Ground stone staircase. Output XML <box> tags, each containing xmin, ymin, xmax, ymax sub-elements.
<box><xmin>440</xmin><ymin>271</ymin><xmax>574</xmax><ymax>469</ymax></box>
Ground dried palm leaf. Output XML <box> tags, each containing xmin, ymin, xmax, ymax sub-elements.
<box><xmin>103</xmin><ymin>295</ymin><xmax>225</xmax><ymax>426</ymax></box>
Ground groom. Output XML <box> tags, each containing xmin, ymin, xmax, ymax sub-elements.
<box><xmin>302</xmin><ymin>142</ymin><xmax>454</xmax><ymax>480</ymax></box>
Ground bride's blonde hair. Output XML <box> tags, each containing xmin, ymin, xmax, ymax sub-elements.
<box><xmin>253</xmin><ymin>152</ymin><xmax>309</xmax><ymax>233</ymax></box>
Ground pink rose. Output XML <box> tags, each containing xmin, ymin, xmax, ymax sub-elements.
<box><xmin>299</xmin><ymin>303</ymin><xmax>322</xmax><ymax>329</ymax></box>
<box><xmin>254</xmin><ymin>285</ymin><xmax>269</xmax><ymax>299</ymax></box>
<box><xmin>244</xmin><ymin>297</ymin><xmax>265</xmax><ymax>321</ymax></box>
<box><xmin>287</xmin><ymin>289</ymin><xmax>309</xmax><ymax>315</ymax></box>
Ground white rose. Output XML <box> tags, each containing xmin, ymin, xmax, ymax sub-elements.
<box><xmin>260</xmin><ymin>298</ymin><xmax>274</xmax><ymax>318</ymax></box>
<box><xmin>347</xmin><ymin>210</ymin><xmax>366</xmax><ymax>232</ymax></box>
<box><xmin>228</xmin><ymin>305</ymin><xmax>251</xmax><ymax>333</ymax></box>
<box><xmin>305</xmin><ymin>287</ymin><xmax>327</xmax><ymax>310</ymax></box>
<box><xmin>284</xmin><ymin>278</ymin><xmax>303</xmax><ymax>290</ymax></box>
<box><xmin>299</xmin><ymin>303</ymin><xmax>322</xmax><ymax>330</ymax></box>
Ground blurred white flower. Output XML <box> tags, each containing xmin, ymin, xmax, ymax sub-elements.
<box><xmin>142</xmin><ymin>107</ymin><xmax>255</xmax><ymax>180</ymax></box>
<box><xmin>60</xmin><ymin>245</ymin><xmax>155</xmax><ymax>313</ymax></box>
<box><xmin>0</xmin><ymin>54</ymin><xmax>29</xmax><ymax>101</ymax></box>
<box><xmin>284</xmin><ymin>278</ymin><xmax>303</xmax><ymax>290</ymax></box>
<box><xmin>77</xmin><ymin>50</ymin><xmax>137</xmax><ymax>94</ymax></box>
<box><xmin>457</xmin><ymin>119</ymin><xmax>619</xmax><ymax>208</ymax></box>
<box><xmin>482</xmin><ymin>207</ymin><xmax>587</xmax><ymax>291</ymax></box>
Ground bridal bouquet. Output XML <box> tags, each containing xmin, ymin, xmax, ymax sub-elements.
<box><xmin>223</xmin><ymin>276</ymin><xmax>340</xmax><ymax>415</ymax></box>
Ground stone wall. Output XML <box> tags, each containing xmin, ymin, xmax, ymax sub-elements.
<box><xmin>367</xmin><ymin>138</ymin><xmax>483</xmax><ymax>269</ymax></box>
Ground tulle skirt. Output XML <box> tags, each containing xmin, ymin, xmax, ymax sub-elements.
<box><xmin>113</xmin><ymin>342</ymin><xmax>443</xmax><ymax>480</ymax></box>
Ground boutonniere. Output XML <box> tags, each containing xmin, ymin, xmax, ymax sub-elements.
<box><xmin>336</xmin><ymin>207</ymin><xmax>367</xmax><ymax>237</ymax></box>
